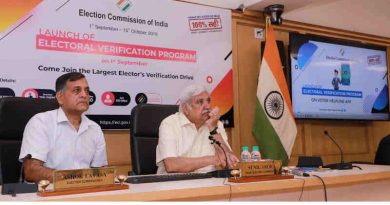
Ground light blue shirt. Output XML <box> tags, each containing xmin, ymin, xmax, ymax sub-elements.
<box><xmin>19</xmin><ymin>107</ymin><xmax>107</xmax><ymax>170</ymax></box>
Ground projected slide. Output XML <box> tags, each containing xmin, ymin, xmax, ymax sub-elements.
<box><xmin>0</xmin><ymin>0</ymin><xmax>233</xmax><ymax>129</ymax></box>
<box><xmin>290</xmin><ymin>33</ymin><xmax>389</xmax><ymax>120</ymax></box>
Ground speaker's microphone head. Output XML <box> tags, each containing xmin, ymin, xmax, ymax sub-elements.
<box><xmin>324</xmin><ymin>130</ymin><xmax>328</xmax><ymax>135</ymax></box>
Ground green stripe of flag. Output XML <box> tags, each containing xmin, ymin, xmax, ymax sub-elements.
<box><xmin>252</xmin><ymin>99</ymin><xmax>289</xmax><ymax>165</ymax></box>
<box><xmin>122</xmin><ymin>4</ymin><xmax>130</xmax><ymax>11</ymax></box>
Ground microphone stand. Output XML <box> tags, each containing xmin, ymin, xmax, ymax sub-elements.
<box><xmin>323</xmin><ymin>131</ymin><xmax>352</xmax><ymax>170</ymax></box>
<box><xmin>208</xmin><ymin>135</ymin><xmax>232</xmax><ymax>178</ymax></box>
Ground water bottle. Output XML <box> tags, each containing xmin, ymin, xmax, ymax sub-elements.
<box><xmin>240</xmin><ymin>146</ymin><xmax>251</xmax><ymax>162</ymax></box>
<box><xmin>251</xmin><ymin>146</ymin><xmax>261</xmax><ymax>161</ymax></box>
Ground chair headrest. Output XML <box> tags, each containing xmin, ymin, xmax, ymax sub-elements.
<box><xmin>0</xmin><ymin>97</ymin><xmax>59</xmax><ymax>140</ymax></box>
<box><xmin>131</xmin><ymin>104</ymin><xmax>178</xmax><ymax>138</ymax></box>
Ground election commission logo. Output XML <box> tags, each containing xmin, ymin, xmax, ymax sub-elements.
<box><xmin>116</xmin><ymin>0</ymin><xmax>132</xmax><ymax>12</ymax></box>
<box><xmin>264</xmin><ymin>91</ymin><xmax>284</xmax><ymax>120</ymax></box>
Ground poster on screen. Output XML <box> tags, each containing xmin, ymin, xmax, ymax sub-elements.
<box><xmin>0</xmin><ymin>0</ymin><xmax>233</xmax><ymax>129</ymax></box>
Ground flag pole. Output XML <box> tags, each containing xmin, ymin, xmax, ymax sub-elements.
<box><xmin>265</xmin><ymin>16</ymin><xmax>270</xmax><ymax>41</ymax></box>
<box><xmin>254</xmin><ymin>5</ymin><xmax>296</xmax><ymax>166</ymax></box>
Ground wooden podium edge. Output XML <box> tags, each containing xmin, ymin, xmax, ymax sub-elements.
<box><xmin>228</xmin><ymin>175</ymin><xmax>294</xmax><ymax>183</ymax></box>
<box><xmin>37</xmin><ymin>184</ymin><xmax>129</xmax><ymax>197</ymax></box>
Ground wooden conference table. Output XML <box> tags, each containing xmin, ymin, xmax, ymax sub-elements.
<box><xmin>1</xmin><ymin>164</ymin><xmax>390</xmax><ymax>201</ymax></box>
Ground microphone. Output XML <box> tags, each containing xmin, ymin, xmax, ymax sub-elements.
<box><xmin>208</xmin><ymin>135</ymin><xmax>232</xmax><ymax>178</ymax></box>
<box><xmin>291</xmin><ymin>169</ymin><xmax>310</xmax><ymax>177</ymax></box>
<box><xmin>323</xmin><ymin>131</ymin><xmax>352</xmax><ymax>170</ymax></box>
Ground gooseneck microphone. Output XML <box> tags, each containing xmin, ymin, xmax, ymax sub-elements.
<box><xmin>208</xmin><ymin>135</ymin><xmax>232</xmax><ymax>178</ymax></box>
<box><xmin>209</xmin><ymin>136</ymin><xmax>227</xmax><ymax>168</ymax></box>
<box><xmin>323</xmin><ymin>131</ymin><xmax>352</xmax><ymax>170</ymax></box>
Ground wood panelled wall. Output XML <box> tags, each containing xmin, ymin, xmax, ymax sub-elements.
<box><xmin>103</xmin><ymin>10</ymin><xmax>390</xmax><ymax>175</ymax></box>
<box><xmin>231</xmin><ymin>11</ymin><xmax>390</xmax><ymax>166</ymax></box>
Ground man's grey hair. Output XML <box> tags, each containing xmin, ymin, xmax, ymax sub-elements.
<box><xmin>179</xmin><ymin>84</ymin><xmax>208</xmax><ymax>112</ymax></box>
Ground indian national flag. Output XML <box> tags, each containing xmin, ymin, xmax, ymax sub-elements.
<box><xmin>252</xmin><ymin>24</ymin><xmax>297</xmax><ymax>166</ymax></box>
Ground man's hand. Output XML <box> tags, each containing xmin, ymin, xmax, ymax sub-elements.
<box><xmin>213</xmin><ymin>134</ymin><xmax>239</xmax><ymax>169</ymax></box>
<box><xmin>24</xmin><ymin>158</ymin><xmax>54</xmax><ymax>183</ymax></box>
<box><xmin>205</xmin><ymin>107</ymin><xmax>220</xmax><ymax>131</ymax></box>
<box><xmin>227</xmin><ymin>152</ymin><xmax>239</xmax><ymax>168</ymax></box>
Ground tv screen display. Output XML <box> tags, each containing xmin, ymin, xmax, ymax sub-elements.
<box><xmin>289</xmin><ymin>33</ymin><xmax>389</xmax><ymax>120</ymax></box>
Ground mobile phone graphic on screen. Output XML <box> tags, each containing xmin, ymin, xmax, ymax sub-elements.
<box><xmin>341</xmin><ymin>64</ymin><xmax>351</xmax><ymax>86</ymax></box>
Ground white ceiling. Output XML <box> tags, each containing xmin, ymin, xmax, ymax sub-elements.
<box><xmin>181</xmin><ymin>0</ymin><xmax>390</xmax><ymax>39</ymax></box>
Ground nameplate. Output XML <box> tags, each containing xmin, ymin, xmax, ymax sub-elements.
<box><xmin>239</xmin><ymin>160</ymin><xmax>281</xmax><ymax>177</ymax></box>
<box><xmin>53</xmin><ymin>167</ymin><xmax>115</xmax><ymax>191</ymax></box>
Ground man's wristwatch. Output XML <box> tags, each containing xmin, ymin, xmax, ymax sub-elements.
<box><xmin>209</xmin><ymin>127</ymin><xmax>218</xmax><ymax>135</ymax></box>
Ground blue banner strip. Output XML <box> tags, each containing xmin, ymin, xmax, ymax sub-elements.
<box><xmin>302</xmin><ymin>87</ymin><xmax>363</xmax><ymax>98</ymax></box>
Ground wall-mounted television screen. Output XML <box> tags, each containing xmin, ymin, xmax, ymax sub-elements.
<box><xmin>289</xmin><ymin>33</ymin><xmax>389</xmax><ymax>120</ymax></box>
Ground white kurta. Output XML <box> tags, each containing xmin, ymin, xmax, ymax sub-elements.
<box><xmin>156</xmin><ymin>112</ymin><xmax>230</xmax><ymax>174</ymax></box>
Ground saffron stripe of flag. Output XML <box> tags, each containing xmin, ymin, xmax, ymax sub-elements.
<box><xmin>117</xmin><ymin>0</ymin><xmax>125</xmax><ymax>5</ymax></box>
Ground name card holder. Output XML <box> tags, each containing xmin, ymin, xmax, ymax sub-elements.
<box><xmin>37</xmin><ymin>167</ymin><xmax>129</xmax><ymax>197</ymax></box>
<box><xmin>229</xmin><ymin>160</ymin><xmax>294</xmax><ymax>183</ymax></box>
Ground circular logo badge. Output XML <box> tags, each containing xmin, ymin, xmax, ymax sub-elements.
<box><xmin>135</xmin><ymin>93</ymin><xmax>148</xmax><ymax>104</ymax></box>
<box><xmin>101</xmin><ymin>91</ymin><xmax>115</xmax><ymax>106</ymax></box>
<box><xmin>264</xmin><ymin>91</ymin><xmax>284</xmax><ymax>120</ymax></box>
<box><xmin>89</xmin><ymin>91</ymin><xmax>96</xmax><ymax>105</ymax></box>
<box><xmin>206</xmin><ymin>76</ymin><xmax>213</xmax><ymax>84</ymax></box>
<box><xmin>22</xmin><ymin>88</ymin><xmax>39</xmax><ymax>98</ymax></box>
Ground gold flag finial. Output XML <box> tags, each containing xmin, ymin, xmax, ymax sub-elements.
<box><xmin>265</xmin><ymin>16</ymin><xmax>271</xmax><ymax>41</ymax></box>
<box><xmin>263</xmin><ymin>4</ymin><xmax>284</xmax><ymax>41</ymax></box>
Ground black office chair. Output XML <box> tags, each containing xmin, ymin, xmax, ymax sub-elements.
<box><xmin>374</xmin><ymin>134</ymin><xmax>390</xmax><ymax>165</ymax></box>
<box><xmin>130</xmin><ymin>104</ymin><xmax>179</xmax><ymax>175</ymax></box>
<box><xmin>0</xmin><ymin>97</ymin><xmax>58</xmax><ymax>184</ymax></box>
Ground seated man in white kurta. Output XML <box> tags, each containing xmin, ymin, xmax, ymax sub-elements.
<box><xmin>156</xmin><ymin>84</ymin><xmax>239</xmax><ymax>174</ymax></box>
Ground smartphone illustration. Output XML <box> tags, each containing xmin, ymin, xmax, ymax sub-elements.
<box><xmin>341</xmin><ymin>64</ymin><xmax>351</xmax><ymax>85</ymax></box>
